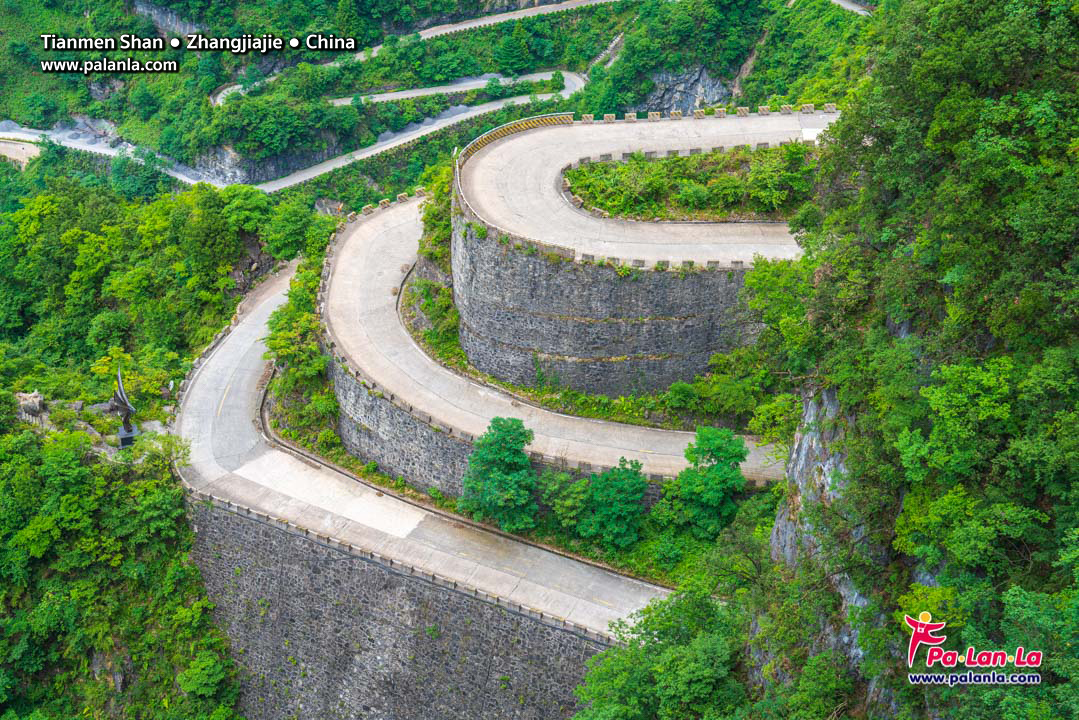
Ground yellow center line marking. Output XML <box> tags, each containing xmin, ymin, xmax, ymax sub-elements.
<box><xmin>216</xmin><ymin>382</ymin><xmax>231</xmax><ymax>417</ymax></box>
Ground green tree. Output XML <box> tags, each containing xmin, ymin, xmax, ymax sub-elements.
<box><xmin>539</xmin><ymin>469</ymin><xmax>589</xmax><ymax>530</ymax></box>
<box><xmin>576</xmin><ymin>589</ymin><xmax>745</xmax><ymax>720</ymax></box>
<box><xmin>660</xmin><ymin>427</ymin><xmax>747</xmax><ymax>541</ymax></box>
<box><xmin>458</xmin><ymin>417</ymin><xmax>538</xmax><ymax>532</ymax></box>
<box><xmin>128</xmin><ymin>83</ymin><xmax>159</xmax><ymax>121</ymax></box>
<box><xmin>577</xmin><ymin>458</ymin><xmax>647</xmax><ymax>550</ymax></box>
<box><xmin>788</xmin><ymin>651</ymin><xmax>854</xmax><ymax>720</ymax></box>
<box><xmin>494</xmin><ymin>21</ymin><xmax>533</xmax><ymax>77</ymax></box>
<box><xmin>220</xmin><ymin>184</ymin><xmax>272</xmax><ymax>237</ymax></box>
<box><xmin>335</xmin><ymin>0</ymin><xmax>361</xmax><ymax>38</ymax></box>
<box><xmin>262</xmin><ymin>197</ymin><xmax>313</xmax><ymax>260</ymax></box>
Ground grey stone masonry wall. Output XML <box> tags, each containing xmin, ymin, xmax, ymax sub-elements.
<box><xmin>451</xmin><ymin>214</ymin><xmax>758</xmax><ymax>395</ymax></box>
<box><xmin>328</xmin><ymin>350</ymin><xmax>668</xmax><ymax>500</ymax></box>
<box><xmin>328</xmin><ymin>354</ymin><xmax>472</xmax><ymax>496</ymax></box>
<box><xmin>188</xmin><ymin>498</ymin><xmax>607</xmax><ymax>720</ymax></box>
<box><xmin>318</xmin><ymin>194</ymin><xmax>674</xmax><ymax>498</ymax></box>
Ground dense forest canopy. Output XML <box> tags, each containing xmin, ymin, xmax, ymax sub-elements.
<box><xmin>576</xmin><ymin>0</ymin><xmax>1079</xmax><ymax>718</ymax></box>
<box><xmin>0</xmin><ymin>0</ymin><xmax>1075</xmax><ymax>717</ymax></box>
<box><xmin>0</xmin><ymin>152</ymin><xmax>313</xmax><ymax>716</ymax></box>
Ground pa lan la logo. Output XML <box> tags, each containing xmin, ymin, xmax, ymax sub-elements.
<box><xmin>904</xmin><ymin>611</ymin><xmax>1043</xmax><ymax>669</ymax></box>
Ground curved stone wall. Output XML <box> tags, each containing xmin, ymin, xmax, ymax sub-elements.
<box><xmin>448</xmin><ymin>110</ymin><xmax>824</xmax><ymax>396</ymax></box>
<box><xmin>451</xmin><ymin>213</ymin><xmax>757</xmax><ymax>395</ymax></box>
<box><xmin>328</xmin><ymin>352</ymin><xmax>473</xmax><ymax>496</ymax></box>
<box><xmin>314</xmin><ymin>202</ymin><xmax>681</xmax><ymax>496</ymax></box>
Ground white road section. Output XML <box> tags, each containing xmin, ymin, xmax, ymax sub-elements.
<box><xmin>459</xmin><ymin>111</ymin><xmax>837</xmax><ymax>265</ymax></box>
<box><xmin>211</xmin><ymin>0</ymin><xmax>620</xmax><ymax>105</ymax></box>
<box><xmin>254</xmin><ymin>87</ymin><xmax>574</xmax><ymax>192</ymax></box>
<box><xmin>826</xmin><ymin>0</ymin><xmax>871</xmax><ymax>16</ymax></box>
<box><xmin>330</xmin><ymin>71</ymin><xmax>585</xmax><ymax>105</ymax></box>
<box><xmin>0</xmin><ymin>125</ymin><xmax>217</xmax><ymax>186</ymax></box>
<box><xmin>323</xmin><ymin>197</ymin><xmax>783</xmax><ymax>482</ymax></box>
<box><xmin>0</xmin><ymin>139</ymin><xmax>41</xmax><ymax>166</ymax></box>
<box><xmin>177</xmin><ymin>267</ymin><xmax>667</xmax><ymax>637</ymax></box>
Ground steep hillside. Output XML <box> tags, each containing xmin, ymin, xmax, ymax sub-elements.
<box><xmin>575</xmin><ymin>0</ymin><xmax>1079</xmax><ymax>717</ymax></box>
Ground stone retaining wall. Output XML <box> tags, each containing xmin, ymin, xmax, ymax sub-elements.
<box><xmin>188</xmin><ymin>495</ymin><xmax>608</xmax><ymax>720</ymax></box>
<box><xmin>318</xmin><ymin>195</ymin><xmax>678</xmax><ymax>498</ymax></box>
<box><xmin>452</xmin><ymin>216</ymin><xmax>756</xmax><ymax>394</ymax></box>
<box><xmin>449</xmin><ymin>109</ymin><xmax>833</xmax><ymax>395</ymax></box>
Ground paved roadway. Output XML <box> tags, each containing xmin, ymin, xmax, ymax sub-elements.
<box><xmin>0</xmin><ymin>139</ymin><xmax>41</xmax><ymax>166</ymax></box>
<box><xmin>255</xmin><ymin>85</ymin><xmax>574</xmax><ymax>192</ymax></box>
<box><xmin>329</xmin><ymin>71</ymin><xmax>584</xmax><ymax>106</ymax></box>
<box><xmin>823</xmin><ymin>0</ymin><xmax>871</xmax><ymax>16</ymax></box>
<box><xmin>324</xmin><ymin>197</ymin><xmax>783</xmax><ymax>483</ymax></box>
<box><xmin>0</xmin><ymin>124</ymin><xmax>214</xmax><ymax>186</ymax></box>
<box><xmin>459</xmin><ymin>111</ymin><xmax>837</xmax><ymax>265</ymax></box>
<box><xmin>178</xmin><ymin>266</ymin><xmax>667</xmax><ymax>636</ymax></box>
<box><xmin>211</xmin><ymin>0</ymin><xmax>620</xmax><ymax>105</ymax></box>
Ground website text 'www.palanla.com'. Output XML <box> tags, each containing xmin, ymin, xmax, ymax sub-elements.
<box><xmin>40</xmin><ymin>57</ymin><xmax>178</xmax><ymax>74</ymax></box>
<box><xmin>908</xmin><ymin>671</ymin><xmax>1042</xmax><ymax>687</ymax></box>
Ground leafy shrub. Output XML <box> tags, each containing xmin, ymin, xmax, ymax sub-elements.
<box><xmin>458</xmin><ymin>417</ymin><xmax>538</xmax><ymax>532</ymax></box>
<box><xmin>653</xmin><ymin>532</ymin><xmax>684</xmax><ymax>570</ymax></box>
<box><xmin>177</xmin><ymin>650</ymin><xmax>228</xmax><ymax>697</ymax></box>
<box><xmin>577</xmin><ymin>458</ymin><xmax>647</xmax><ymax>550</ymax></box>
<box><xmin>674</xmin><ymin>180</ymin><xmax>711</xmax><ymax>210</ymax></box>
<box><xmin>539</xmin><ymin>469</ymin><xmax>589</xmax><ymax>530</ymax></box>
<box><xmin>787</xmin><ymin>651</ymin><xmax>853</xmax><ymax>720</ymax></box>
<box><xmin>658</xmin><ymin>427</ymin><xmax>747</xmax><ymax>540</ymax></box>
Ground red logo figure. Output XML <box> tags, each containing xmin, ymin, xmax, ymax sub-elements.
<box><xmin>905</xmin><ymin>611</ymin><xmax>947</xmax><ymax>667</ymax></box>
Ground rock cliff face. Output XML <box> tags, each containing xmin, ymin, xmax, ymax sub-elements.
<box><xmin>628</xmin><ymin>67</ymin><xmax>733</xmax><ymax>115</ymax></box>
<box><xmin>132</xmin><ymin>0</ymin><xmax>204</xmax><ymax>35</ymax></box>
<box><xmin>191</xmin><ymin>141</ymin><xmax>342</xmax><ymax>185</ymax></box>
<box><xmin>769</xmin><ymin>389</ymin><xmax>870</xmax><ymax>662</ymax></box>
<box><xmin>758</xmin><ymin>388</ymin><xmax>898</xmax><ymax>715</ymax></box>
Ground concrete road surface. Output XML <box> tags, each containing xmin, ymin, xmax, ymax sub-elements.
<box><xmin>177</xmin><ymin>267</ymin><xmax>667</xmax><ymax>637</ymax></box>
<box><xmin>459</xmin><ymin>111</ymin><xmax>837</xmax><ymax>265</ymax></box>
<box><xmin>330</xmin><ymin>71</ymin><xmax>585</xmax><ymax>106</ymax></box>
<box><xmin>255</xmin><ymin>90</ymin><xmax>572</xmax><ymax>192</ymax></box>
<box><xmin>324</xmin><ymin>198</ymin><xmax>784</xmax><ymax>482</ymax></box>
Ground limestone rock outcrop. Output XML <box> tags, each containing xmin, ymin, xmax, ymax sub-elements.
<box><xmin>629</xmin><ymin>66</ymin><xmax>733</xmax><ymax>115</ymax></box>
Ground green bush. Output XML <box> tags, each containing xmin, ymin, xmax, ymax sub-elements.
<box><xmin>788</xmin><ymin>651</ymin><xmax>853</xmax><ymax>720</ymax></box>
<box><xmin>577</xmin><ymin>458</ymin><xmax>648</xmax><ymax>550</ymax></box>
<box><xmin>565</xmin><ymin>144</ymin><xmax>817</xmax><ymax>221</ymax></box>
<box><xmin>657</xmin><ymin>427</ymin><xmax>747</xmax><ymax>540</ymax></box>
<box><xmin>458</xmin><ymin>417</ymin><xmax>538</xmax><ymax>532</ymax></box>
<box><xmin>539</xmin><ymin>469</ymin><xmax>589</xmax><ymax>530</ymax></box>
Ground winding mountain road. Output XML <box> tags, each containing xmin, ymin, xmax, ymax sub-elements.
<box><xmin>329</xmin><ymin>198</ymin><xmax>728</xmax><ymax>479</ymax></box>
<box><xmin>255</xmin><ymin>82</ymin><xmax>577</xmax><ymax>192</ymax></box>
<box><xmin>210</xmin><ymin>0</ymin><xmax>621</xmax><ymax>106</ymax></box>
<box><xmin>329</xmin><ymin>71</ymin><xmax>583</xmax><ymax>106</ymax></box>
<box><xmin>175</xmin><ymin>111</ymin><xmax>836</xmax><ymax>637</ymax></box>
<box><xmin>324</xmin><ymin>113</ymin><xmax>837</xmax><ymax>484</ymax></box>
<box><xmin>460</xmin><ymin>111</ymin><xmax>834</xmax><ymax>265</ymax></box>
<box><xmin>1</xmin><ymin>0</ymin><xmax>865</xmax><ymax>640</ymax></box>
<box><xmin>178</xmin><ymin>265</ymin><xmax>667</xmax><ymax>637</ymax></box>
